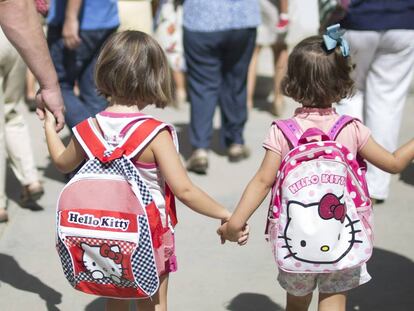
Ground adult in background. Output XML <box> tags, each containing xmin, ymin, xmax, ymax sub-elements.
<box><xmin>0</xmin><ymin>0</ymin><xmax>66</xmax><ymax>222</ymax></box>
<box><xmin>47</xmin><ymin>0</ymin><xmax>119</xmax><ymax>129</ymax></box>
<box><xmin>336</xmin><ymin>0</ymin><xmax>414</xmax><ymax>203</ymax></box>
<box><xmin>0</xmin><ymin>0</ymin><xmax>65</xmax><ymax>130</ymax></box>
<box><xmin>184</xmin><ymin>0</ymin><xmax>260</xmax><ymax>174</ymax></box>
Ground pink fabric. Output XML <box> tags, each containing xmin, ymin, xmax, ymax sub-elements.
<box><xmin>263</xmin><ymin>108</ymin><xmax>371</xmax><ymax>157</ymax></box>
<box><xmin>99</xmin><ymin>111</ymin><xmax>146</xmax><ymax>118</ymax></box>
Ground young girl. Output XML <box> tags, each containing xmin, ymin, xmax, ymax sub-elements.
<box><xmin>43</xmin><ymin>30</ymin><xmax>247</xmax><ymax>311</ymax></box>
<box><xmin>218</xmin><ymin>32</ymin><xmax>414</xmax><ymax>310</ymax></box>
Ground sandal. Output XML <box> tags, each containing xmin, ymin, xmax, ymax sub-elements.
<box><xmin>21</xmin><ymin>183</ymin><xmax>44</xmax><ymax>206</ymax></box>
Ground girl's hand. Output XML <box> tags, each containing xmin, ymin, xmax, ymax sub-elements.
<box><xmin>44</xmin><ymin>108</ymin><xmax>57</xmax><ymax>130</ymax></box>
<box><xmin>217</xmin><ymin>222</ymin><xmax>250</xmax><ymax>246</ymax></box>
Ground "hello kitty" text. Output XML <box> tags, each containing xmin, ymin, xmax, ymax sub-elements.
<box><xmin>288</xmin><ymin>174</ymin><xmax>346</xmax><ymax>194</ymax></box>
<box><xmin>68</xmin><ymin>212</ymin><xmax>130</xmax><ymax>231</ymax></box>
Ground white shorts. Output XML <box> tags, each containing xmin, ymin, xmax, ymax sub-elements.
<box><xmin>277</xmin><ymin>264</ymin><xmax>371</xmax><ymax>296</ymax></box>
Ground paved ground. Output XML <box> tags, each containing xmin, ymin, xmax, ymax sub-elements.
<box><xmin>0</xmin><ymin>47</ymin><xmax>413</xmax><ymax>311</ymax></box>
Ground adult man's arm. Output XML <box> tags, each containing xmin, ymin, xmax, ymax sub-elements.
<box><xmin>0</xmin><ymin>0</ymin><xmax>65</xmax><ymax>131</ymax></box>
<box><xmin>62</xmin><ymin>0</ymin><xmax>82</xmax><ymax>49</ymax></box>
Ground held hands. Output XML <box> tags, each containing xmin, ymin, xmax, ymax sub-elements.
<box><xmin>44</xmin><ymin>107</ymin><xmax>57</xmax><ymax>131</ymax></box>
<box><xmin>217</xmin><ymin>221</ymin><xmax>250</xmax><ymax>246</ymax></box>
<box><xmin>36</xmin><ymin>85</ymin><xmax>65</xmax><ymax>132</ymax></box>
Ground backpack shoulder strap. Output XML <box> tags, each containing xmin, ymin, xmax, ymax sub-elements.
<box><xmin>120</xmin><ymin>118</ymin><xmax>179</xmax><ymax>159</ymax></box>
<box><xmin>72</xmin><ymin>118</ymin><xmax>110</xmax><ymax>161</ymax></box>
<box><xmin>328</xmin><ymin>115</ymin><xmax>357</xmax><ymax>140</ymax></box>
<box><xmin>273</xmin><ymin>118</ymin><xmax>302</xmax><ymax>148</ymax></box>
<box><xmin>119</xmin><ymin>117</ymin><xmax>179</xmax><ymax>227</ymax></box>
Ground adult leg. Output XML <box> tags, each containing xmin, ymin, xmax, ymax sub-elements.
<box><xmin>0</xmin><ymin>29</ymin><xmax>9</xmax><ymax>219</ymax></box>
<box><xmin>335</xmin><ymin>30</ymin><xmax>380</xmax><ymax>120</ymax></box>
<box><xmin>271</xmin><ymin>38</ymin><xmax>288</xmax><ymax>116</ymax></box>
<box><xmin>184</xmin><ymin>28</ymin><xmax>222</xmax><ymax>149</ymax></box>
<box><xmin>2</xmin><ymin>47</ymin><xmax>43</xmax><ymax>204</ymax></box>
<box><xmin>219</xmin><ymin>28</ymin><xmax>256</xmax><ymax>150</ymax></box>
<box><xmin>247</xmin><ymin>45</ymin><xmax>262</xmax><ymax>110</ymax></box>
<box><xmin>77</xmin><ymin>29</ymin><xmax>113</xmax><ymax>119</ymax></box>
<box><xmin>364</xmin><ymin>30</ymin><xmax>414</xmax><ymax>200</ymax></box>
<box><xmin>286</xmin><ymin>293</ymin><xmax>313</xmax><ymax>311</ymax></box>
<box><xmin>47</xmin><ymin>26</ymin><xmax>87</xmax><ymax>129</ymax></box>
<box><xmin>184</xmin><ymin>28</ymin><xmax>222</xmax><ymax>173</ymax></box>
<box><xmin>318</xmin><ymin>292</ymin><xmax>346</xmax><ymax>311</ymax></box>
<box><xmin>135</xmin><ymin>274</ymin><xmax>169</xmax><ymax>311</ymax></box>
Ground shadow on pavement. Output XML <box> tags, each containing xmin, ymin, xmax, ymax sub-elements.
<box><xmin>86</xmin><ymin>298</ymin><xmax>138</xmax><ymax>311</ymax></box>
<box><xmin>0</xmin><ymin>253</ymin><xmax>62</xmax><ymax>311</ymax></box>
<box><xmin>226</xmin><ymin>293</ymin><xmax>284</xmax><ymax>311</ymax></box>
<box><xmin>85</xmin><ymin>297</ymin><xmax>105</xmax><ymax>311</ymax></box>
<box><xmin>173</xmin><ymin>123</ymin><xmax>227</xmax><ymax>160</ymax></box>
<box><xmin>399</xmin><ymin>162</ymin><xmax>414</xmax><ymax>186</ymax></box>
<box><xmin>347</xmin><ymin>247</ymin><xmax>414</xmax><ymax>311</ymax></box>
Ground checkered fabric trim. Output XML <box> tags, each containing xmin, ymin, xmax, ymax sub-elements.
<box><xmin>74</xmin><ymin>272</ymin><xmax>137</xmax><ymax>288</ymax></box>
<box><xmin>120</xmin><ymin>158</ymin><xmax>153</xmax><ymax>205</ymax></box>
<box><xmin>131</xmin><ymin>216</ymin><xmax>159</xmax><ymax>295</ymax></box>
<box><xmin>66</xmin><ymin>236</ymin><xmax>135</xmax><ymax>253</ymax></box>
<box><xmin>57</xmin><ymin>237</ymin><xmax>76</xmax><ymax>286</ymax></box>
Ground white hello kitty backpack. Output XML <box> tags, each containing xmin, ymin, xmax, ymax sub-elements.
<box><xmin>56</xmin><ymin>116</ymin><xmax>178</xmax><ymax>298</ymax></box>
<box><xmin>266</xmin><ymin>115</ymin><xmax>374</xmax><ymax>273</ymax></box>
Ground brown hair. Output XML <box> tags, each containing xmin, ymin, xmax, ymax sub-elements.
<box><xmin>281</xmin><ymin>36</ymin><xmax>354</xmax><ymax>107</ymax></box>
<box><xmin>95</xmin><ymin>30</ymin><xmax>173</xmax><ymax>108</ymax></box>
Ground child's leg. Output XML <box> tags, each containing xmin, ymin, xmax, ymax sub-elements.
<box><xmin>106</xmin><ymin>298</ymin><xmax>130</xmax><ymax>311</ymax></box>
<box><xmin>135</xmin><ymin>274</ymin><xmax>169</xmax><ymax>311</ymax></box>
<box><xmin>279</xmin><ymin>0</ymin><xmax>288</xmax><ymax>14</ymax></box>
<box><xmin>286</xmin><ymin>292</ymin><xmax>313</xmax><ymax>311</ymax></box>
<box><xmin>318</xmin><ymin>292</ymin><xmax>346</xmax><ymax>311</ymax></box>
<box><xmin>247</xmin><ymin>45</ymin><xmax>262</xmax><ymax>109</ymax></box>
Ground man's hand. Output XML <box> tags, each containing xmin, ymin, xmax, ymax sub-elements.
<box><xmin>36</xmin><ymin>83</ymin><xmax>65</xmax><ymax>132</ymax></box>
<box><xmin>62</xmin><ymin>17</ymin><xmax>81</xmax><ymax>49</ymax></box>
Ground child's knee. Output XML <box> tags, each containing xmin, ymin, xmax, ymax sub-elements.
<box><xmin>286</xmin><ymin>292</ymin><xmax>313</xmax><ymax>311</ymax></box>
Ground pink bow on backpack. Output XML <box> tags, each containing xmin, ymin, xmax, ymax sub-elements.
<box><xmin>100</xmin><ymin>243</ymin><xmax>123</xmax><ymax>264</ymax></box>
<box><xmin>318</xmin><ymin>193</ymin><xmax>346</xmax><ymax>223</ymax></box>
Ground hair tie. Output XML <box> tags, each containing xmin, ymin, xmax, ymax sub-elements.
<box><xmin>323</xmin><ymin>24</ymin><xmax>350</xmax><ymax>57</ymax></box>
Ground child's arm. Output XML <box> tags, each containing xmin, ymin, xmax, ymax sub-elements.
<box><xmin>44</xmin><ymin>109</ymin><xmax>85</xmax><ymax>173</ymax></box>
<box><xmin>219</xmin><ymin>149</ymin><xmax>281</xmax><ymax>242</ymax></box>
<box><xmin>150</xmin><ymin>130</ymin><xmax>231</xmax><ymax>221</ymax></box>
<box><xmin>359</xmin><ymin>137</ymin><xmax>414</xmax><ymax>174</ymax></box>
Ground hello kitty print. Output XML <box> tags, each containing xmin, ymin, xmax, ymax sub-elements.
<box><xmin>81</xmin><ymin>243</ymin><xmax>125</xmax><ymax>284</ymax></box>
<box><xmin>267</xmin><ymin>118</ymin><xmax>374</xmax><ymax>273</ymax></box>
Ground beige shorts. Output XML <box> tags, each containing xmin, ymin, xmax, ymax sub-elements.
<box><xmin>278</xmin><ymin>264</ymin><xmax>371</xmax><ymax>296</ymax></box>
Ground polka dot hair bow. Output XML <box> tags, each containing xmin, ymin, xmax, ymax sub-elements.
<box><xmin>323</xmin><ymin>23</ymin><xmax>350</xmax><ymax>57</ymax></box>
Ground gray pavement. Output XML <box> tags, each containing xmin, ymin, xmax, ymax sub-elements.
<box><xmin>0</xmin><ymin>48</ymin><xmax>413</xmax><ymax>311</ymax></box>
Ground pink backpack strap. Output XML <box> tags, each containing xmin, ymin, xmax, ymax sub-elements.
<box><xmin>273</xmin><ymin>118</ymin><xmax>303</xmax><ymax>148</ymax></box>
<box><xmin>328</xmin><ymin>115</ymin><xmax>356</xmax><ymax>140</ymax></box>
<box><xmin>72</xmin><ymin>118</ymin><xmax>110</xmax><ymax>161</ymax></box>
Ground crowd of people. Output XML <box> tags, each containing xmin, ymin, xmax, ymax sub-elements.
<box><xmin>0</xmin><ymin>0</ymin><xmax>414</xmax><ymax>310</ymax></box>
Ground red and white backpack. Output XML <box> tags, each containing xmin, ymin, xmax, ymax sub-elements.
<box><xmin>56</xmin><ymin>116</ymin><xmax>178</xmax><ymax>298</ymax></box>
<box><xmin>266</xmin><ymin>115</ymin><xmax>374</xmax><ymax>273</ymax></box>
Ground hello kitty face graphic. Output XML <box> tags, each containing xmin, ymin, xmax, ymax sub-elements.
<box><xmin>81</xmin><ymin>243</ymin><xmax>124</xmax><ymax>284</ymax></box>
<box><xmin>279</xmin><ymin>193</ymin><xmax>362</xmax><ymax>264</ymax></box>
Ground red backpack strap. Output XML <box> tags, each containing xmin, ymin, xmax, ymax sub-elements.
<box><xmin>328</xmin><ymin>115</ymin><xmax>357</xmax><ymax>140</ymax></box>
<box><xmin>119</xmin><ymin>118</ymin><xmax>179</xmax><ymax>228</ymax></box>
<box><xmin>72</xmin><ymin>118</ymin><xmax>110</xmax><ymax>161</ymax></box>
<box><xmin>273</xmin><ymin>118</ymin><xmax>303</xmax><ymax>148</ymax></box>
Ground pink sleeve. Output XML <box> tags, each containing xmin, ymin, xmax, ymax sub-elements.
<box><xmin>263</xmin><ymin>124</ymin><xmax>284</xmax><ymax>155</ymax></box>
<box><xmin>350</xmin><ymin>120</ymin><xmax>371</xmax><ymax>151</ymax></box>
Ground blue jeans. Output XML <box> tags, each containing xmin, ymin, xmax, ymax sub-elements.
<box><xmin>47</xmin><ymin>26</ymin><xmax>116</xmax><ymax>129</ymax></box>
<box><xmin>183</xmin><ymin>27</ymin><xmax>256</xmax><ymax>149</ymax></box>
